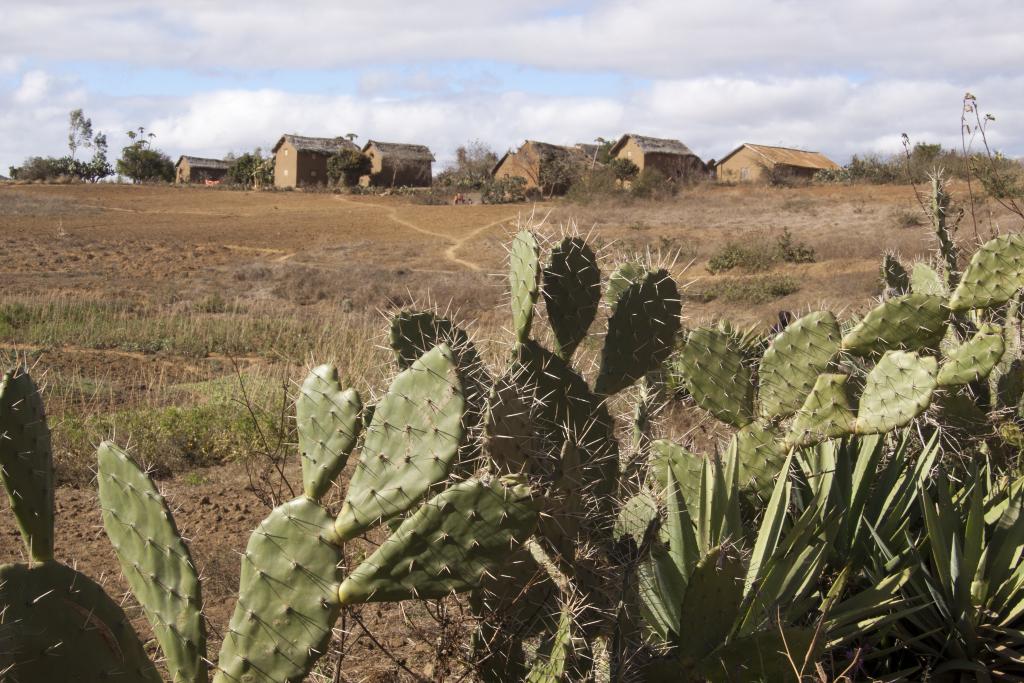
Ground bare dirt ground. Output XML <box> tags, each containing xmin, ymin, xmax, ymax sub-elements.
<box><xmin>1</xmin><ymin>180</ymin><xmax>1021</xmax><ymax>680</ymax></box>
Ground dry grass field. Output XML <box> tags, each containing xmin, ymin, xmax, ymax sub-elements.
<box><xmin>1</xmin><ymin>180</ymin><xmax>1021</xmax><ymax>680</ymax></box>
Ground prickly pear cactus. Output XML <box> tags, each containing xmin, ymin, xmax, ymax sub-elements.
<box><xmin>0</xmin><ymin>561</ymin><xmax>161</xmax><ymax>683</ymax></box>
<box><xmin>731</xmin><ymin>422</ymin><xmax>786</xmax><ymax>498</ymax></box>
<box><xmin>675</xmin><ymin>327</ymin><xmax>754</xmax><ymax>427</ymax></box>
<box><xmin>651</xmin><ymin>440</ymin><xmax>703</xmax><ymax>519</ymax></box>
<box><xmin>543</xmin><ymin>236</ymin><xmax>601</xmax><ymax>361</ymax></box>
<box><xmin>296</xmin><ymin>364</ymin><xmax>361</xmax><ymax>500</ymax></box>
<box><xmin>97</xmin><ymin>441</ymin><xmax>206</xmax><ymax>683</ymax></box>
<box><xmin>0</xmin><ymin>367</ymin><xmax>54</xmax><ymax>562</ymax></box>
<box><xmin>338</xmin><ymin>477</ymin><xmax>537</xmax><ymax>604</ymax></box>
<box><xmin>595</xmin><ymin>268</ymin><xmax>681</xmax><ymax>396</ymax></box>
<box><xmin>214</xmin><ymin>497</ymin><xmax>343</xmax><ymax>683</ymax></box>
<box><xmin>910</xmin><ymin>262</ymin><xmax>947</xmax><ymax>296</ymax></box>
<box><xmin>856</xmin><ymin>351</ymin><xmax>938</xmax><ymax>434</ymax></box>
<box><xmin>937</xmin><ymin>323</ymin><xmax>1005</xmax><ymax>387</ymax></box>
<box><xmin>949</xmin><ymin>233</ymin><xmax>1024</xmax><ymax>311</ymax></box>
<box><xmin>841</xmin><ymin>293</ymin><xmax>948</xmax><ymax>355</ymax></box>
<box><xmin>510</xmin><ymin>230</ymin><xmax>541</xmax><ymax>344</ymax></box>
<box><xmin>605</xmin><ymin>261</ymin><xmax>647</xmax><ymax>305</ymax></box>
<box><xmin>757</xmin><ymin>310</ymin><xmax>841</xmax><ymax>420</ymax></box>
<box><xmin>335</xmin><ymin>343</ymin><xmax>465</xmax><ymax>541</ymax></box>
<box><xmin>525</xmin><ymin>600</ymin><xmax>589</xmax><ymax>682</ymax></box>
<box><xmin>881</xmin><ymin>253</ymin><xmax>910</xmax><ymax>296</ymax></box>
<box><xmin>786</xmin><ymin>374</ymin><xmax>857</xmax><ymax>447</ymax></box>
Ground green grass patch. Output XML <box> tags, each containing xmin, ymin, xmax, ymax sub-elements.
<box><xmin>54</xmin><ymin>400</ymin><xmax>290</xmax><ymax>485</ymax></box>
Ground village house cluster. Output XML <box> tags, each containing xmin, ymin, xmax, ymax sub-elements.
<box><xmin>174</xmin><ymin>131</ymin><xmax>840</xmax><ymax>190</ymax></box>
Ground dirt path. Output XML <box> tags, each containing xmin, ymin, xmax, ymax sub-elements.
<box><xmin>335</xmin><ymin>196</ymin><xmax>513</xmax><ymax>271</ymax></box>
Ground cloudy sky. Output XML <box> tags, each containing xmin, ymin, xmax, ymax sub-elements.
<box><xmin>2</xmin><ymin>1</ymin><xmax>1023</xmax><ymax>172</ymax></box>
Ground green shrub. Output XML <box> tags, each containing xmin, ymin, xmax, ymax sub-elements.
<box><xmin>707</xmin><ymin>229</ymin><xmax>815</xmax><ymax>274</ymax></box>
<box><xmin>691</xmin><ymin>274</ymin><xmax>801</xmax><ymax>304</ymax></box>
<box><xmin>706</xmin><ymin>243</ymin><xmax>774</xmax><ymax>274</ymax></box>
<box><xmin>565</xmin><ymin>167</ymin><xmax>622</xmax><ymax>204</ymax></box>
<box><xmin>776</xmin><ymin>228</ymin><xmax>816</xmax><ymax>263</ymax></box>
<box><xmin>609</xmin><ymin>157</ymin><xmax>639</xmax><ymax>182</ymax></box>
<box><xmin>55</xmin><ymin>401</ymin><xmax>273</xmax><ymax>484</ymax></box>
<box><xmin>481</xmin><ymin>176</ymin><xmax>528</xmax><ymax>204</ymax></box>
<box><xmin>631</xmin><ymin>167</ymin><xmax>677</xmax><ymax>199</ymax></box>
<box><xmin>327</xmin><ymin>149</ymin><xmax>371</xmax><ymax>187</ymax></box>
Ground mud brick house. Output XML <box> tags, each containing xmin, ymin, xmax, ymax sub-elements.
<box><xmin>491</xmin><ymin>140</ymin><xmax>591</xmax><ymax>195</ymax></box>
<box><xmin>715</xmin><ymin>143</ymin><xmax>839</xmax><ymax>182</ymax></box>
<box><xmin>174</xmin><ymin>156</ymin><xmax>230</xmax><ymax>184</ymax></box>
<box><xmin>609</xmin><ymin>133</ymin><xmax>706</xmax><ymax>181</ymax></box>
<box><xmin>272</xmin><ymin>134</ymin><xmax>359</xmax><ymax>188</ymax></box>
<box><xmin>361</xmin><ymin>141</ymin><xmax>434</xmax><ymax>187</ymax></box>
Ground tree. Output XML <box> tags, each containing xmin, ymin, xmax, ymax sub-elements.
<box><xmin>327</xmin><ymin>149</ymin><xmax>371</xmax><ymax>187</ymax></box>
<box><xmin>594</xmin><ymin>136</ymin><xmax>617</xmax><ymax>164</ymax></box>
<box><xmin>436</xmin><ymin>140</ymin><xmax>499</xmax><ymax>189</ymax></box>
<box><xmin>227</xmin><ymin>149</ymin><xmax>275</xmax><ymax>189</ymax></box>
<box><xmin>68</xmin><ymin>109</ymin><xmax>94</xmax><ymax>159</ymax></box>
<box><xmin>609</xmin><ymin>157</ymin><xmax>639</xmax><ymax>182</ymax></box>
<box><xmin>8</xmin><ymin>109</ymin><xmax>112</xmax><ymax>182</ymax></box>
<box><xmin>116</xmin><ymin>126</ymin><xmax>173</xmax><ymax>183</ymax></box>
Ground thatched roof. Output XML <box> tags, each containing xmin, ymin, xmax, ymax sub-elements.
<box><xmin>272</xmin><ymin>134</ymin><xmax>359</xmax><ymax>155</ymax></box>
<box><xmin>362</xmin><ymin>141</ymin><xmax>434</xmax><ymax>162</ymax></box>
<box><xmin>720</xmin><ymin>143</ymin><xmax>839</xmax><ymax>170</ymax></box>
<box><xmin>491</xmin><ymin>140</ymin><xmax>587</xmax><ymax>176</ymax></box>
<box><xmin>610</xmin><ymin>134</ymin><xmax>698</xmax><ymax>157</ymax></box>
<box><xmin>575</xmin><ymin>143</ymin><xmax>600</xmax><ymax>158</ymax></box>
<box><xmin>176</xmin><ymin>155</ymin><xmax>231</xmax><ymax>170</ymax></box>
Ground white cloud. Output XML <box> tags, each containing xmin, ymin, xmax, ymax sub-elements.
<box><xmin>2</xmin><ymin>1</ymin><xmax>1022</xmax><ymax>78</ymax></box>
<box><xmin>13</xmin><ymin>70</ymin><xmax>52</xmax><ymax>104</ymax></box>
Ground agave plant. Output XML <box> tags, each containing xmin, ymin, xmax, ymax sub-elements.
<box><xmin>867</xmin><ymin>463</ymin><xmax>1024</xmax><ymax>679</ymax></box>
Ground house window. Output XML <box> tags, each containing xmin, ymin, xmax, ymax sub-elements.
<box><xmin>284</xmin><ymin>149</ymin><xmax>289</xmax><ymax>156</ymax></box>
<box><xmin>311</xmin><ymin>170</ymin><xmax>317</xmax><ymax>177</ymax></box>
<box><xmin>284</xmin><ymin>169</ymin><xmax>289</xmax><ymax>176</ymax></box>
<box><xmin>740</xmin><ymin>167</ymin><xmax>749</xmax><ymax>180</ymax></box>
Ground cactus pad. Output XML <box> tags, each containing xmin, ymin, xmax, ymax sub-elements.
<box><xmin>214</xmin><ymin>497</ymin><xmax>342</xmax><ymax>683</ymax></box>
<box><xmin>651</xmin><ymin>440</ymin><xmax>703</xmax><ymax>518</ymax></box>
<box><xmin>0</xmin><ymin>561</ymin><xmax>161</xmax><ymax>682</ymax></box>
<box><xmin>881</xmin><ymin>253</ymin><xmax>909</xmax><ymax>296</ymax></box>
<box><xmin>910</xmin><ymin>262</ymin><xmax>947</xmax><ymax>296</ymax></box>
<box><xmin>0</xmin><ymin>367</ymin><xmax>53</xmax><ymax>562</ymax></box>
<box><xmin>542</xmin><ymin>237</ymin><xmax>601</xmax><ymax>360</ymax></box>
<box><xmin>336</xmin><ymin>344</ymin><xmax>464</xmax><ymax>541</ymax></box>
<box><xmin>731</xmin><ymin>423</ymin><xmax>787</xmax><ymax>498</ymax></box>
<box><xmin>97</xmin><ymin>441</ymin><xmax>205</xmax><ymax>683</ymax></box>
<box><xmin>949</xmin><ymin>233</ymin><xmax>1024</xmax><ymax>311</ymax></box>
<box><xmin>937</xmin><ymin>323</ymin><xmax>1005</xmax><ymax>387</ymax></box>
<box><xmin>526</xmin><ymin>601</ymin><xmax>588</xmax><ymax>682</ymax></box>
<box><xmin>855</xmin><ymin>351</ymin><xmax>938</xmax><ymax>434</ymax></box>
<box><xmin>758</xmin><ymin>311</ymin><xmax>841</xmax><ymax>420</ymax></box>
<box><xmin>508</xmin><ymin>341</ymin><xmax>619</xmax><ymax>500</ymax></box>
<box><xmin>786</xmin><ymin>374</ymin><xmax>857</xmax><ymax>447</ymax></box>
<box><xmin>595</xmin><ymin>268</ymin><xmax>681</xmax><ymax>396</ymax></box>
<box><xmin>510</xmin><ymin>230</ymin><xmax>541</xmax><ymax>343</ymax></box>
<box><xmin>605</xmin><ymin>261</ymin><xmax>647</xmax><ymax>305</ymax></box>
<box><xmin>338</xmin><ymin>477</ymin><xmax>537</xmax><ymax>604</ymax></box>
<box><xmin>614</xmin><ymin>492</ymin><xmax>658</xmax><ymax>542</ymax></box>
<box><xmin>675</xmin><ymin>328</ymin><xmax>754</xmax><ymax>427</ymax></box>
<box><xmin>841</xmin><ymin>293</ymin><xmax>948</xmax><ymax>355</ymax></box>
<box><xmin>296</xmin><ymin>365</ymin><xmax>361</xmax><ymax>501</ymax></box>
